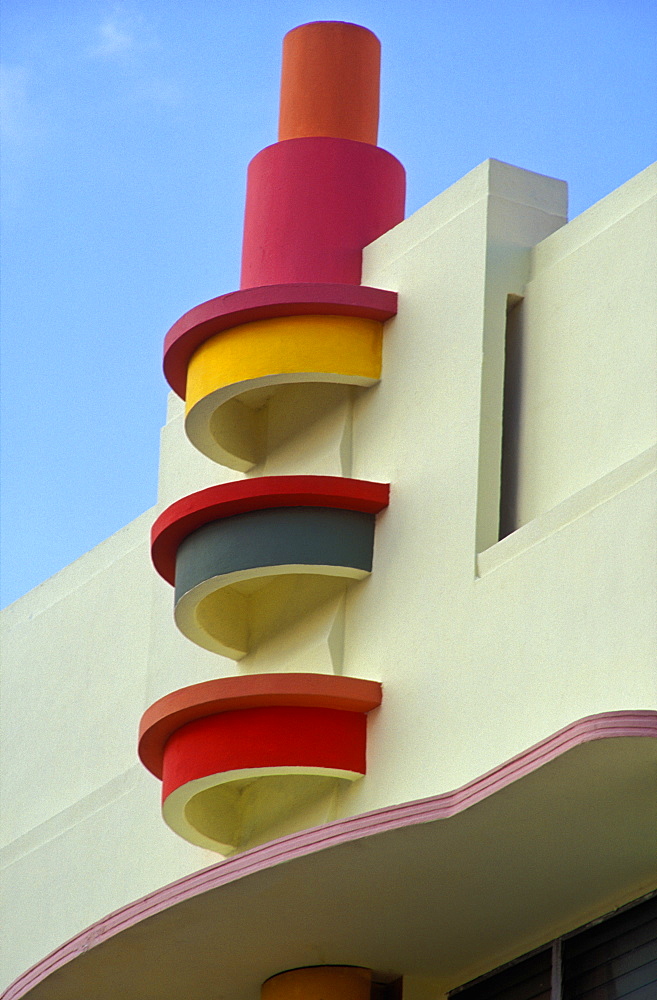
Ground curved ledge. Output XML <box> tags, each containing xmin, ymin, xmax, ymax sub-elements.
<box><xmin>184</xmin><ymin>314</ymin><xmax>383</xmax><ymax>471</ymax></box>
<box><xmin>163</xmin><ymin>283</ymin><xmax>398</xmax><ymax>399</ymax></box>
<box><xmin>160</xmin><ymin>706</ymin><xmax>372</xmax><ymax>853</ymax></box>
<box><xmin>152</xmin><ymin>476</ymin><xmax>390</xmax><ymax>586</ymax></box>
<box><xmin>139</xmin><ymin>676</ymin><xmax>382</xmax><ymax>853</ymax></box>
<box><xmin>162</xmin><ymin>764</ymin><xmax>361</xmax><ymax>854</ymax></box>
<box><xmin>173</xmin><ymin>507</ymin><xmax>376</xmax><ymax>658</ymax></box>
<box><xmin>8</xmin><ymin>711</ymin><xmax>656</xmax><ymax>1000</ymax></box>
<box><xmin>139</xmin><ymin>674</ymin><xmax>383</xmax><ymax>778</ymax></box>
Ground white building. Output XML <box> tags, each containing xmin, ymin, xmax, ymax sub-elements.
<box><xmin>2</xmin><ymin>20</ymin><xmax>655</xmax><ymax>1000</ymax></box>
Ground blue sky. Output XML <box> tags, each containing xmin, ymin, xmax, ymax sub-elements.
<box><xmin>2</xmin><ymin>0</ymin><xmax>656</xmax><ymax>607</ymax></box>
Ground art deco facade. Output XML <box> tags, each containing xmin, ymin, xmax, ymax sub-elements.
<box><xmin>2</xmin><ymin>21</ymin><xmax>656</xmax><ymax>1000</ymax></box>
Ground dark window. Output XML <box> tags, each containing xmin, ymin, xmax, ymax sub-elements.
<box><xmin>562</xmin><ymin>897</ymin><xmax>657</xmax><ymax>1000</ymax></box>
<box><xmin>452</xmin><ymin>949</ymin><xmax>551</xmax><ymax>1000</ymax></box>
<box><xmin>499</xmin><ymin>294</ymin><xmax>524</xmax><ymax>541</ymax></box>
<box><xmin>451</xmin><ymin>895</ymin><xmax>656</xmax><ymax>1000</ymax></box>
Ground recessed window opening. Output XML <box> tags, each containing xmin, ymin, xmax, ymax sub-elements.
<box><xmin>499</xmin><ymin>294</ymin><xmax>524</xmax><ymax>540</ymax></box>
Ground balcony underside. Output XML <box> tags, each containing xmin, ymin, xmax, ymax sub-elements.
<box><xmin>8</xmin><ymin>712</ymin><xmax>656</xmax><ymax>1000</ymax></box>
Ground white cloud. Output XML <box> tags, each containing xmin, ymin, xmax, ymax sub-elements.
<box><xmin>0</xmin><ymin>65</ymin><xmax>32</xmax><ymax>147</ymax></box>
<box><xmin>85</xmin><ymin>9</ymin><xmax>182</xmax><ymax>107</ymax></box>
<box><xmin>91</xmin><ymin>18</ymin><xmax>136</xmax><ymax>59</ymax></box>
<box><xmin>0</xmin><ymin>65</ymin><xmax>43</xmax><ymax>222</ymax></box>
<box><xmin>87</xmin><ymin>10</ymin><xmax>157</xmax><ymax>62</ymax></box>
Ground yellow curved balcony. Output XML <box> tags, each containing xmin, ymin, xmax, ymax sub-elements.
<box><xmin>184</xmin><ymin>313</ymin><xmax>383</xmax><ymax>470</ymax></box>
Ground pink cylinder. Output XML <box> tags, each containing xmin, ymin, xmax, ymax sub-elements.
<box><xmin>240</xmin><ymin>137</ymin><xmax>405</xmax><ymax>288</ymax></box>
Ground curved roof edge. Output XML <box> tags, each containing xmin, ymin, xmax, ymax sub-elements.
<box><xmin>5</xmin><ymin>709</ymin><xmax>656</xmax><ymax>1000</ymax></box>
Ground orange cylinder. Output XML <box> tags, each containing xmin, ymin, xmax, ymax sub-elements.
<box><xmin>262</xmin><ymin>966</ymin><xmax>372</xmax><ymax>1000</ymax></box>
<box><xmin>278</xmin><ymin>22</ymin><xmax>380</xmax><ymax>144</ymax></box>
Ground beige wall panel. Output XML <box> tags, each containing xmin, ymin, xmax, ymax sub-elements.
<box><xmin>514</xmin><ymin>164</ymin><xmax>657</xmax><ymax>524</ymax></box>
<box><xmin>0</xmin><ymin>768</ymin><xmax>215</xmax><ymax>989</ymax></box>
<box><xmin>1</xmin><ymin>515</ymin><xmax>152</xmax><ymax>844</ymax></box>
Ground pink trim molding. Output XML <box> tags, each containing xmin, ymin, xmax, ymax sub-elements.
<box><xmin>5</xmin><ymin>710</ymin><xmax>656</xmax><ymax>1000</ymax></box>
